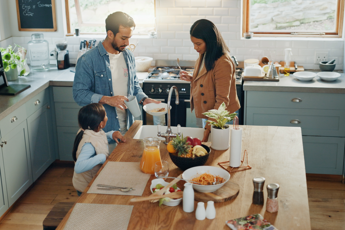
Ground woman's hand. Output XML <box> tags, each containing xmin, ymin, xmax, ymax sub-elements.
<box><xmin>179</xmin><ymin>70</ymin><xmax>193</xmax><ymax>82</ymax></box>
<box><xmin>202</xmin><ymin>129</ymin><xmax>210</xmax><ymax>142</ymax></box>
<box><xmin>112</xmin><ymin>131</ymin><xmax>126</xmax><ymax>144</ymax></box>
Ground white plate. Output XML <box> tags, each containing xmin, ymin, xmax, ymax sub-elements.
<box><xmin>293</xmin><ymin>72</ymin><xmax>316</xmax><ymax>81</ymax></box>
<box><xmin>317</xmin><ymin>72</ymin><xmax>341</xmax><ymax>82</ymax></box>
<box><xmin>150</xmin><ymin>179</ymin><xmax>182</xmax><ymax>206</ymax></box>
<box><xmin>143</xmin><ymin>103</ymin><xmax>171</xmax><ymax>116</ymax></box>
<box><xmin>182</xmin><ymin>166</ymin><xmax>230</xmax><ymax>193</ymax></box>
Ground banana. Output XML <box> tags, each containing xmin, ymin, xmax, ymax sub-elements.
<box><xmin>192</xmin><ymin>145</ymin><xmax>208</xmax><ymax>157</ymax></box>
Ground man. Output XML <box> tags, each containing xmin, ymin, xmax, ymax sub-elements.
<box><xmin>73</xmin><ymin>11</ymin><xmax>159</xmax><ymax>134</ymax></box>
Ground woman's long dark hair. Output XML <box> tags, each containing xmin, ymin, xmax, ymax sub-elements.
<box><xmin>190</xmin><ymin>19</ymin><xmax>229</xmax><ymax>72</ymax></box>
<box><xmin>72</xmin><ymin>103</ymin><xmax>106</xmax><ymax>161</ymax></box>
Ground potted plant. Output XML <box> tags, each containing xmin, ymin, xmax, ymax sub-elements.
<box><xmin>0</xmin><ymin>45</ymin><xmax>28</xmax><ymax>81</ymax></box>
<box><xmin>203</xmin><ymin>102</ymin><xmax>237</xmax><ymax>150</ymax></box>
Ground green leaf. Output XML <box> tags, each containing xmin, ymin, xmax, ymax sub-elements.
<box><xmin>155</xmin><ymin>184</ymin><xmax>164</xmax><ymax>189</ymax></box>
<box><xmin>3</xmin><ymin>61</ymin><xmax>8</xmax><ymax>69</ymax></box>
<box><xmin>172</xmin><ymin>184</ymin><xmax>177</xmax><ymax>190</ymax></box>
<box><xmin>11</xmin><ymin>64</ymin><xmax>17</xmax><ymax>69</ymax></box>
<box><xmin>20</xmin><ymin>70</ymin><xmax>26</xmax><ymax>76</ymax></box>
<box><xmin>4</xmin><ymin>66</ymin><xmax>10</xmax><ymax>72</ymax></box>
<box><xmin>158</xmin><ymin>198</ymin><xmax>164</xmax><ymax>206</ymax></box>
<box><xmin>3</xmin><ymin>53</ymin><xmax>11</xmax><ymax>60</ymax></box>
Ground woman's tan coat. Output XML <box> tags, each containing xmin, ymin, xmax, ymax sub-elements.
<box><xmin>190</xmin><ymin>53</ymin><xmax>240</xmax><ymax>131</ymax></box>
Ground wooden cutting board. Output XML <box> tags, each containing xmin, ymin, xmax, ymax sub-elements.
<box><xmin>194</xmin><ymin>180</ymin><xmax>240</xmax><ymax>203</ymax></box>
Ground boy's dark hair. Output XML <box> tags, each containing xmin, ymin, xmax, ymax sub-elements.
<box><xmin>72</xmin><ymin>103</ymin><xmax>106</xmax><ymax>161</ymax></box>
<box><xmin>105</xmin><ymin>11</ymin><xmax>135</xmax><ymax>36</ymax></box>
<box><xmin>190</xmin><ymin>19</ymin><xmax>230</xmax><ymax>72</ymax></box>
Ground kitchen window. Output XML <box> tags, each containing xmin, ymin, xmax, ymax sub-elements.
<box><xmin>65</xmin><ymin>0</ymin><xmax>156</xmax><ymax>36</ymax></box>
<box><xmin>242</xmin><ymin>0</ymin><xmax>344</xmax><ymax>38</ymax></box>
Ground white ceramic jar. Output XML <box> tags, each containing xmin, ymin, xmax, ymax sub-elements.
<box><xmin>183</xmin><ymin>183</ymin><xmax>194</xmax><ymax>213</ymax></box>
<box><xmin>195</xmin><ymin>202</ymin><xmax>206</xmax><ymax>220</ymax></box>
<box><xmin>206</xmin><ymin>201</ymin><xmax>216</xmax><ymax>219</ymax></box>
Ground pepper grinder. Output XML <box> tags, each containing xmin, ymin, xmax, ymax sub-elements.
<box><xmin>266</xmin><ymin>183</ymin><xmax>280</xmax><ymax>213</ymax></box>
<box><xmin>252</xmin><ymin>177</ymin><xmax>265</xmax><ymax>205</ymax></box>
<box><xmin>205</xmin><ymin>201</ymin><xmax>216</xmax><ymax>219</ymax></box>
<box><xmin>195</xmin><ymin>202</ymin><xmax>206</xmax><ymax>220</ymax></box>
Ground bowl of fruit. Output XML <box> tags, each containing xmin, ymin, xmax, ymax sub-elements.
<box><xmin>150</xmin><ymin>178</ymin><xmax>182</xmax><ymax>206</ymax></box>
<box><xmin>167</xmin><ymin>135</ymin><xmax>210</xmax><ymax>171</ymax></box>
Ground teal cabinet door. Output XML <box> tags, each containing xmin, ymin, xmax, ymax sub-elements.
<box><xmin>27</xmin><ymin>104</ymin><xmax>54</xmax><ymax>181</ymax></box>
<box><xmin>303</xmin><ymin>136</ymin><xmax>345</xmax><ymax>175</ymax></box>
<box><xmin>57</xmin><ymin>127</ymin><xmax>79</xmax><ymax>161</ymax></box>
<box><xmin>0</xmin><ymin>144</ymin><xmax>8</xmax><ymax>217</ymax></box>
<box><xmin>1</xmin><ymin>121</ymin><xmax>32</xmax><ymax>206</ymax></box>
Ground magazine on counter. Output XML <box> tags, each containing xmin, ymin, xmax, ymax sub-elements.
<box><xmin>226</xmin><ymin>214</ymin><xmax>277</xmax><ymax>230</ymax></box>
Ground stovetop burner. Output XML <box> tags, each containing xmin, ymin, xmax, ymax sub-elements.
<box><xmin>148</xmin><ymin>66</ymin><xmax>194</xmax><ymax>80</ymax></box>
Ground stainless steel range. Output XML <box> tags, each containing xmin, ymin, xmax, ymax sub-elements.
<box><xmin>142</xmin><ymin>59</ymin><xmax>244</xmax><ymax>127</ymax></box>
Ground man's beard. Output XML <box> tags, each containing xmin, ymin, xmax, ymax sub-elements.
<box><xmin>111</xmin><ymin>39</ymin><xmax>126</xmax><ymax>52</ymax></box>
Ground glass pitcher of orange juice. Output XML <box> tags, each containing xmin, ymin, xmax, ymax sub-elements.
<box><xmin>140</xmin><ymin>137</ymin><xmax>162</xmax><ymax>174</ymax></box>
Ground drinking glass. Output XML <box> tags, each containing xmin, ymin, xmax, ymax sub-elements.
<box><xmin>154</xmin><ymin>160</ymin><xmax>169</xmax><ymax>178</ymax></box>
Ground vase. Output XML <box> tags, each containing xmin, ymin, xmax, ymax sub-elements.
<box><xmin>211</xmin><ymin>125</ymin><xmax>230</xmax><ymax>150</ymax></box>
<box><xmin>6</xmin><ymin>68</ymin><xmax>18</xmax><ymax>81</ymax></box>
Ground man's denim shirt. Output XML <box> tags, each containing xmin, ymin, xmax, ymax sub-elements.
<box><xmin>73</xmin><ymin>42</ymin><xmax>147</xmax><ymax>132</ymax></box>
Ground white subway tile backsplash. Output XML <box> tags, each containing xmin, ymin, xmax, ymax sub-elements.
<box><xmin>175</xmin><ymin>16</ymin><xmax>190</xmax><ymax>23</ymax></box>
<box><xmin>175</xmin><ymin>0</ymin><xmax>190</xmax><ymax>7</ymax></box>
<box><xmin>222</xmin><ymin>0</ymin><xmax>239</xmax><ymax>8</ymax></box>
<box><xmin>198</xmin><ymin>8</ymin><xmax>213</xmax><ymax>15</ymax></box>
<box><xmin>152</xmin><ymin>39</ymin><xmax>168</xmax><ymax>47</ymax></box>
<box><xmin>221</xmin><ymin>32</ymin><xmax>237</xmax><ymax>40</ymax></box>
<box><xmin>326</xmin><ymin>41</ymin><xmax>343</xmax><ymax>49</ymax></box>
<box><xmin>228</xmin><ymin>24</ymin><xmax>239</xmax><ymax>33</ymax></box>
<box><xmin>156</xmin><ymin>8</ymin><xmax>168</xmax><ymax>16</ymax></box>
<box><xmin>191</xmin><ymin>0</ymin><xmax>206</xmax><ymax>7</ymax></box>
<box><xmin>329</xmin><ymin>49</ymin><xmax>343</xmax><ymax>57</ymax></box>
<box><xmin>157</xmin><ymin>24</ymin><xmax>168</xmax><ymax>31</ymax></box>
<box><xmin>292</xmin><ymin>41</ymin><xmax>309</xmax><ymax>49</ymax></box>
<box><xmin>12</xmin><ymin>37</ymin><xmax>24</xmax><ymax>44</ymax></box>
<box><xmin>206</xmin><ymin>16</ymin><xmax>221</xmax><ymax>24</ymax></box>
<box><xmin>160</xmin><ymin>32</ymin><xmax>176</xmax><ymax>39</ymax></box>
<box><xmin>216</xmin><ymin>24</ymin><xmax>229</xmax><ymax>32</ymax></box>
<box><xmin>168</xmin><ymin>24</ymin><xmax>183</xmax><ymax>31</ymax></box>
<box><xmin>183</xmin><ymin>24</ymin><xmax>192</xmax><ymax>31</ymax></box>
<box><xmin>275</xmin><ymin>41</ymin><xmax>292</xmax><ymax>48</ymax></box>
<box><xmin>298</xmin><ymin>49</ymin><xmax>315</xmax><ymax>56</ymax></box>
<box><xmin>154</xmin><ymin>54</ymin><xmax>168</xmax><ymax>60</ymax></box>
<box><xmin>176</xmin><ymin>47</ymin><xmax>190</xmax><ymax>54</ymax></box>
<box><xmin>139</xmin><ymin>39</ymin><xmax>153</xmax><ymax>47</ymax></box>
<box><xmin>221</xmin><ymin>16</ymin><xmax>238</xmax><ymax>24</ymax></box>
<box><xmin>175</xmin><ymin>32</ymin><xmax>189</xmax><ymax>39</ymax></box>
<box><xmin>191</xmin><ymin>16</ymin><xmax>205</xmax><ymax>23</ymax></box>
<box><xmin>229</xmin><ymin>9</ymin><xmax>240</xmax><ymax>16</ymax></box>
<box><xmin>307</xmin><ymin>41</ymin><xmax>325</xmax><ymax>49</ymax></box>
<box><xmin>183</xmin><ymin>54</ymin><xmax>199</xmax><ymax>60</ymax></box>
<box><xmin>158</xmin><ymin>0</ymin><xmax>174</xmax><ymax>7</ymax></box>
<box><xmin>168</xmin><ymin>39</ymin><xmax>183</xmax><ymax>46</ymax></box>
<box><xmin>183</xmin><ymin>8</ymin><xmax>199</xmax><ymax>15</ymax></box>
<box><xmin>206</xmin><ymin>0</ymin><xmax>222</xmax><ymax>7</ymax></box>
<box><xmin>214</xmin><ymin>8</ymin><xmax>229</xmax><ymax>16</ymax></box>
<box><xmin>161</xmin><ymin>47</ymin><xmax>175</xmax><ymax>53</ymax></box>
<box><xmin>168</xmin><ymin>54</ymin><xmax>183</xmax><ymax>60</ymax></box>
<box><xmin>245</xmin><ymin>40</ymin><xmax>260</xmax><ymax>48</ymax></box>
<box><xmin>158</xmin><ymin>16</ymin><xmax>175</xmax><ymax>23</ymax></box>
<box><xmin>183</xmin><ymin>39</ymin><xmax>193</xmax><ymax>47</ymax></box>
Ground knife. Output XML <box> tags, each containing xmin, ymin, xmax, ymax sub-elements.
<box><xmin>130</xmin><ymin>192</ymin><xmax>183</xmax><ymax>203</ymax></box>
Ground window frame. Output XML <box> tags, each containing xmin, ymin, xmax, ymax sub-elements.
<box><xmin>242</xmin><ymin>0</ymin><xmax>344</xmax><ymax>38</ymax></box>
<box><xmin>64</xmin><ymin>0</ymin><xmax>157</xmax><ymax>36</ymax></box>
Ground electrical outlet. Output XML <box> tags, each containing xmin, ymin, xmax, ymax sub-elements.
<box><xmin>315</xmin><ymin>52</ymin><xmax>328</xmax><ymax>63</ymax></box>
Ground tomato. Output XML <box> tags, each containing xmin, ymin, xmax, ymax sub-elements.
<box><xmin>169</xmin><ymin>187</ymin><xmax>175</xmax><ymax>193</ymax></box>
<box><xmin>153</xmin><ymin>188</ymin><xmax>156</xmax><ymax>192</ymax></box>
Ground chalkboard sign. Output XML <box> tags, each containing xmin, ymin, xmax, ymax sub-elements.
<box><xmin>16</xmin><ymin>0</ymin><xmax>57</xmax><ymax>31</ymax></box>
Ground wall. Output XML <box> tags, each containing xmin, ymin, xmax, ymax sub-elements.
<box><xmin>0</xmin><ymin>0</ymin><xmax>12</xmax><ymax>44</ymax></box>
<box><xmin>1</xmin><ymin>0</ymin><xmax>344</xmax><ymax>70</ymax></box>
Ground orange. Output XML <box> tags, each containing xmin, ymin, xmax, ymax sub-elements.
<box><xmin>167</xmin><ymin>141</ymin><xmax>177</xmax><ymax>154</ymax></box>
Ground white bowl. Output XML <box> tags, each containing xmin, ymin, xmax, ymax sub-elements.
<box><xmin>143</xmin><ymin>103</ymin><xmax>171</xmax><ymax>116</ymax></box>
<box><xmin>293</xmin><ymin>71</ymin><xmax>316</xmax><ymax>81</ymax></box>
<box><xmin>317</xmin><ymin>72</ymin><xmax>341</xmax><ymax>82</ymax></box>
<box><xmin>150</xmin><ymin>179</ymin><xmax>182</xmax><ymax>206</ymax></box>
<box><xmin>182</xmin><ymin>166</ymin><xmax>230</xmax><ymax>193</ymax></box>
<box><xmin>135</xmin><ymin>56</ymin><xmax>153</xmax><ymax>72</ymax></box>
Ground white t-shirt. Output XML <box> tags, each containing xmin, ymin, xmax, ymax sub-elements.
<box><xmin>108</xmin><ymin>52</ymin><xmax>128</xmax><ymax>134</ymax></box>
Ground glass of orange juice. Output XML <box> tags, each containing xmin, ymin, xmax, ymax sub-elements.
<box><xmin>140</xmin><ymin>137</ymin><xmax>162</xmax><ymax>174</ymax></box>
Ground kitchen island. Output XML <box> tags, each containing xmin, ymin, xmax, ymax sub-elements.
<box><xmin>57</xmin><ymin>121</ymin><xmax>311</xmax><ymax>229</ymax></box>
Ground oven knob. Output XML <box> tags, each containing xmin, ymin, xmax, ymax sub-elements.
<box><xmin>158</xmin><ymin>88</ymin><xmax>162</xmax><ymax>93</ymax></box>
<box><xmin>166</xmin><ymin>88</ymin><xmax>170</xmax><ymax>94</ymax></box>
<box><xmin>150</xmin><ymin>87</ymin><xmax>155</xmax><ymax>93</ymax></box>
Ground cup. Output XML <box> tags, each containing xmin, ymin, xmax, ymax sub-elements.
<box><xmin>154</xmin><ymin>160</ymin><xmax>169</xmax><ymax>178</ymax></box>
<box><xmin>75</xmin><ymin>28</ymin><xmax>79</xmax><ymax>36</ymax></box>
<box><xmin>124</xmin><ymin>95</ymin><xmax>141</xmax><ymax>117</ymax></box>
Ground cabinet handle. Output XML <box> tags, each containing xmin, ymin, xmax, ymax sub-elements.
<box><xmin>184</xmin><ymin>99</ymin><xmax>191</xmax><ymax>103</ymax></box>
<box><xmin>47</xmin><ymin>105</ymin><xmax>50</xmax><ymax>109</ymax></box>
<box><xmin>1</xmin><ymin>141</ymin><xmax>7</xmax><ymax>144</ymax></box>
<box><xmin>291</xmin><ymin>98</ymin><xmax>302</xmax><ymax>103</ymax></box>
<box><xmin>11</xmin><ymin>116</ymin><xmax>18</xmax><ymax>123</ymax></box>
<box><xmin>34</xmin><ymin>99</ymin><xmax>41</xmax><ymax>105</ymax></box>
<box><xmin>290</xmin><ymin>119</ymin><xmax>301</xmax><ymax>124</ymax></box>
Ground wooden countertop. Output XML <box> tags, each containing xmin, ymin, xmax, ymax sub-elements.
<box><xmin>57</xmin><ymin>121</ymin><xmax>311</xmax><ymax>229</ymax></box>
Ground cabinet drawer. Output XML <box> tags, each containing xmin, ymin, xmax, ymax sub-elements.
<box><xmin>246</xmin><ymin>107</ymin><xmax>345</xmax><ymax>137</ymax></box>
<box><xmin>53</xmin><ymin>87</ymin><xmax>75</xmax><ymax>103</ymax></box>
<box><xmin>55</xmin><ymin>102</ymin><xmax>81</xmax><ymax>127</ymax></box>
<box><xmin>57</xmin><ymin>126</ymin><xmax>79</xmax><ymax>161</ymax></box>
<box><xmin>246</xmin><ymin>91</ymin><xmax>345</xmax><ymax>110</ymax></box>
<box><xmin>26</xmin><ymin>88</ymin><xmax>50</xmax><ymax>116</ymax></box>
<box><xmin>303</xmin><ymin>136</ymin><xmax>345</xmax><ymax>175</ymax></box>
<box><xmin>0</xmin><ymin>106</ymin><xmax>27</xmax><ymax>135</ymax></box>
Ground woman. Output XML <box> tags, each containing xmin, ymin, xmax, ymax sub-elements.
<box><xmin>180</xmin><ymin>19</ymin><xmax>240</xmax><ymax>142</ymax></box>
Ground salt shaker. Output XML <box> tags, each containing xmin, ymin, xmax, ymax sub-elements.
<box><xmin>195</xmin><ymin>202</ymin><xmax>206</xmax><ymax>220</ymax></box>
<box><xmin>183</xmin><ymin>183</ymin><xmax>194</xmax><ymax>213</ymax></box>
<box><xmin>266</xmin><ymin>183</ymin><xmax>280</xmax><ymax>213</ymax></box>
<box><xmin>252</xmin><ymin>177</ymin><xmax>265</xmax><ymax>205</ymax></box>
<box><xmin>205</xmin><ymin>201</ymin><xmax>216</xmax><ymax>219</ymax></box>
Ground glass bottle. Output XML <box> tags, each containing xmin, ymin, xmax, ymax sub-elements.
<box><xmin>252</xmin><ymin>177</ymin><xmax>265</xmax><ymax>205</ymax></box>
<box><xmin>183</xmin><ymin>183</ymin><xmax>194</xmax><ymax>213</ymax></box>
<box><xmin>283</xmin><ymin>48</ymin><xmax>292</xmax><ymax>76</ymax></box>
<box><xmin>266</xmin><ymin>183</ymin><xmax>280</xmax><ymax>213</ymax></box>
<box><xmin>27</xmin><ymin>33</ymin><xmax>50</xmax><ymax>71</ymax></box>
<box><xmin>140</xmin><ymin>137</ymin><xmax>162</xmax><ymax>174</ymax></box>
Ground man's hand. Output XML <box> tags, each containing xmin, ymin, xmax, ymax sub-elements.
<box><xmin>179</xmin><ymin>70</ymin><xmax>193</xmax><ymax>82</ymax></box>
<box><xmin>202</xmin><ymin>129</ymin><xmax>210</xmax><ymax>142</ymax></box>
<box><xmin>100</xmin><ymin>96</ymin><xmax>129</xmax><ymax>110</ymax></box>
<box><xmin>112</xmin><ymin>131</ymin><xmax>126</xmax><ymax>144</ymax></box>
<box><xmin>143</xmin><ymin>98</ymin><xmax>161</xmax><ymax>106</ymax></box>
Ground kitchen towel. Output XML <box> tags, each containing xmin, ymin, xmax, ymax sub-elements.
<box><xmin>87</xmin><ymin>161</ymin><xmax>151</xmax><ymax>196</ymax></box>
<box><xmin>63</xmin><ymin>203</ymin><xmax>133</xmax><ymax>230</ymax></box>
<box><xmin>229</xmin><ymin>128</ymin><xmax>242</xmax><ymax>167</ymax></box>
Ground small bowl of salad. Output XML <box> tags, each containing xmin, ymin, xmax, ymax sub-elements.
<box><xmin>150</xmin><ymin>178</ymin><xmax>182</xmax><ymax>207</ymax></box>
